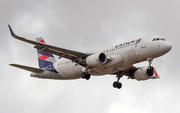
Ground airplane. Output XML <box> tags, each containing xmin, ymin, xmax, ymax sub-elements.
<box><xmin>8</xmin><ymin>25</ymin><xmax>172</xmax><ymax>89</ymax></box>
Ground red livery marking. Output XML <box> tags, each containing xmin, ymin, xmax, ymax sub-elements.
<box><xmin>136</xmin><ymin>38</ymin><xmax>141</xmax><ymax>41</ymax></box>
<box><xmin>38</xmin><ymin>55</ymin><xmax>49</xmax><ymax>60</ymax></box>
<box><xmin>153</xmin><ymin>68</ymin><xmax>159</xmax><ymax>77</ymax></box>
<box><xmin>39</xmin><ymin>39</ymin><xmax>45</xmax><ymax>43</ymax></box>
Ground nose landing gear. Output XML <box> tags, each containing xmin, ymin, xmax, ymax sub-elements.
<box><xmin>147</xmin><ymin>57</ymin><xmax>153</xmax><ymax>66</ymax></box>
<box><xmin>147</xmin><ymin>57</ymin><xmax>154</xmax><ymax>78</ymax></box>
<box><xmin>147</xmin><ymin>57</ymin><xmax>154</xmax><ymax>70</ymax></box>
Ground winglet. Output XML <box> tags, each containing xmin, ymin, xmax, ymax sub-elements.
<box><xmin>8</xmin><ymin>25</ymin><xmax>16</xmax><ymax>37</ymax></box>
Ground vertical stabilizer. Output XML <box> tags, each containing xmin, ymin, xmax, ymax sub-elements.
<box><xmin>36</xmin><ymin>37</ymin><xmax>56</xmax><ymax>68</ymax></box>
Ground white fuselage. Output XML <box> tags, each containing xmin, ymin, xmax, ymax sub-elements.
<box><xmin>31</xmin><ymin>35</ymin><xmax>172</xmax><ymax>80</ymax></box>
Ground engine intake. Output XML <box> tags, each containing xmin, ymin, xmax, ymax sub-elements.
<box><xmin>86</xmin><ymin>53</ymin><xmax>107</xmax><ymax>67</ymax></box>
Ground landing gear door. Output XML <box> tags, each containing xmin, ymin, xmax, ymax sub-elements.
<box><xmin>141</xmin><ymin>37</ymin><xmax>148</xmax><ymax>48</ymax></box>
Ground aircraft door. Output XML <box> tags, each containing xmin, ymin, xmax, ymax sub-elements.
<box><xmin>128</xmin><ymin>50</ymin><xmax>138</xmax><ymax>63</ymax></box>
<box><xmin>141</xmin><ymin>37</ymin><xmax>148</xmax><ymax>48</ymax></box>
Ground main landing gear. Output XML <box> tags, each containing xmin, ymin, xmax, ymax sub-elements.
<box><xmin>81</xmin><ymin>72</ymin><xmax>91</xmax><ymax>80</ymax></box>
<box><xmin>113</xmin><ymin>72</ymin><xmax>123</xmax><ymax>89</ymax></box>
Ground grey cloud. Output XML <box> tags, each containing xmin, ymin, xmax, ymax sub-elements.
<box><xmin>0</xmin><ymin>0</ymin><xmax>180</xmax><ymax>113</ymax></box>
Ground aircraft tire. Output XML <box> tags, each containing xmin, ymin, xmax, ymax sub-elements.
<box><xmin>81</xmin><ymin>72</ymin><xmax>91</xmax><ymax>80</ymax></box>
<box><xmin>113</xmin><ymin>81</ymin><xmax>122</xmax><ymax>89</ymax></box>
<box><xmin>81</xmin><ymin>72</ymin><xmax>86</xmax><ymax>79</ymax></box>
<box><xmin>85</xmin><ymin>74</ymin><xmax>91</xmax><ymax>80</ymax></box>
<box><xmin>113</xmin><ymin>81</ymin><xmax>117</xmax><ymax>88</ymax></box>
<box><xmin>117</xmin><ymin>82</ymin><xmax>122</xmax><ymax>89</ymax></box>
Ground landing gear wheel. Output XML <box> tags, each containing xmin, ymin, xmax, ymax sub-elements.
<box><xmin>81</xmin><ymin>72</ymin><xmax>91</xmax><ymax>80</ymax></box>
<box><xmin>117</xmin><ymin>82</ymin><xmax>122</xmax><ymax>89</ymax></box>
<box><xmin>113</xmin><ymin>81</ymin><xmax>118</xmax><ymax>88</ymax></box>
<box><xmin>113</xmin><ymin>81</ymin><xmax>122</xmax><ymax>89</ymax></box>
<box><xmin>112</xmin><ymin>71</ymin><xmax>123</xmax><ymax>89</ymax></box>
<box><xmin>148</xmin><ymin>66</ymin><xmax>153</xmax><ymax>70</ymax></box>
<box><xmin>147</xmin><ymin>66</ymin><xmax>154</xmax><ymax>77</ymax></box>
<box><xmin>85</xmin><ymin>74</ymin><xmax>90</xmax><ymax>80</ymax></box>
<box><xmin>81</xmin><ymin>72</ymin><xmax>86</xmax><ymax>79</ymax></box>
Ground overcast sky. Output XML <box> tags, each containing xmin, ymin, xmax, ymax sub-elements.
<box><xmin>0</xmin><ymin>0</ymin><xmax>180</xmax><ymax>113</ymax></box>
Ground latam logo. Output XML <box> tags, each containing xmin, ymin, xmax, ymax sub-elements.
<box><xmin>115</xmin><ymin>38</ymin><xmax>142</xmax><ymax>48</ymax></box>
<box><xmin>136</xmin><ymin>38</ymin><xmax>141</xmax><ymax>42</ymax></box>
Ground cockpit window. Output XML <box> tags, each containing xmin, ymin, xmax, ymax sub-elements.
<box><xmin>152</xmin><ymin>38</ymin><xmax>166</xmax><ymax>41</ymax></box>
<box><xmin>159</xmin><ymin>38</ymin><xmax>166</xmax><ymax>41</ymax></box>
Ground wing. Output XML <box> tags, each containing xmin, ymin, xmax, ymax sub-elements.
<box><xmin>8</xmin><ymin>25</ymin><xmax>88</xmax><ymax>66</ymax></box>
<box><xmin>10</xmin><ymin>64</ymin><xmax>44</xmax><ymax>73</ymax></box>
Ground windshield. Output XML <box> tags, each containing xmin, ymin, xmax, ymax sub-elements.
<box><xmin>152</xmin><ymin>38</ymin><xmax>166</xmax><ymax>41</ymax></box>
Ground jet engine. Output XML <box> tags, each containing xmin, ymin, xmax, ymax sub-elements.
<box><xmin>86</xmin><ymin>53</ymin><xmax>107</xmax><ymax>67</ymax></box>
<box><xmin>134</xmin><ymin>66</ymin><xmax>159</xmax><ymax>81</ymax></box>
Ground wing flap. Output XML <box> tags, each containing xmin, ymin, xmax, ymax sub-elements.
<box><xmin>10</xmin><ymin>64</ymin><xmax>44</xmax><ymax>73</ymax></box>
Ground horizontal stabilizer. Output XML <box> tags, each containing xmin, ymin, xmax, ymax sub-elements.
<box><xmin>10</xmin><ymin>64</ymin><xmax>44</xmax><ymax>73</ymax></box>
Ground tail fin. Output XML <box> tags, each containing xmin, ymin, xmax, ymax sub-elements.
<box><xmin>36</xmin><ymin>37</ymin><xmax>56</xmax><ymax>68</ymax></box>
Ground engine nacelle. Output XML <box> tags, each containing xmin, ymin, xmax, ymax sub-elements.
<box><xmin>134</xmin><ymin>66</ymin><xmax>158</xmax><ymax>81</ymax></box>
<box><xmin>86</xmin><ymin>53</ymin><xmax>107</xmax><ymax>67</ymax></box>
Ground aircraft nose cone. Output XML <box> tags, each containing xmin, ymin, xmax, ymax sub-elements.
<box><xmin>164</xmin><ymin>41</ymin><xmax>172</xmax><ymax>52</ymax></box>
